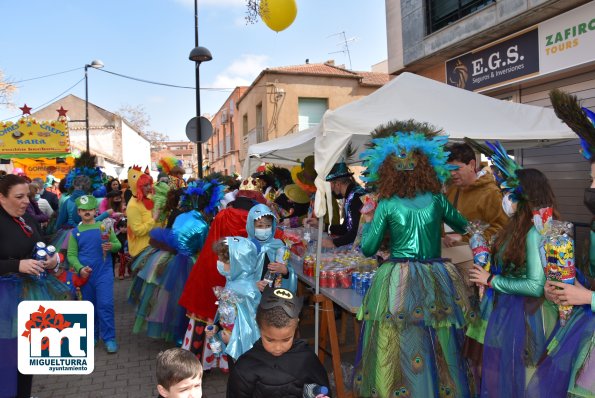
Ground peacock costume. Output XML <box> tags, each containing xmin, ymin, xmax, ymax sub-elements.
<box><xmin>355</xmin><ymin>127</ymin><xmax>473</xmax><ymax>398</ymax></box>
<box><xmin>524</xmin><ymin>90</ymin><xmax>595</xmax><ymax>397</ymax></box>
<box><xmin>463</xmin><ymin>139</ymin><xmax>559</xmax><ymax>397</ymax></box>
<box><xmin>128</xmin><ymin>180</ymin><xmax>224</xmax><ymax>343</ymax></box>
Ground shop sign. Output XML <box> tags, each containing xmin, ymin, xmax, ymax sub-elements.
<box><xmin>446</xmin><ymin>28</ymin><xmax>539</xmax><ymax>91</ymax></box>
<box><xmin>539</xmin><ymin>1</ymin><xmax>595</xmax><ymax>75</ymax></box>
<box><xmin>0</xmin><ymin>116</ymin><xmax>70</xmax><ymax>155</ymax></box>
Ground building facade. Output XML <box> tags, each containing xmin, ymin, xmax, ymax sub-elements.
<box><xmin>32</xmin><ymin>94</ymin><xmax>151</xmax><ymax>179</ymax></box>
<box><xmin>205</xmin><ymin>87</ymin><xmax>247</xmax><ymax>176</ymax></box>
<box><xmin>151</xmin><ymin>140</ymin><xmax>198</xmax><ymax>176</ymax></box>
<box><xmin>387</xmin><ymin>0</ymin><xmax>594</xmax><ymax>244</ymax></box>
<box><xmin>234</xmin><ymin>61</ymin><xmax>389</xmax><ymax>169</ymax></box>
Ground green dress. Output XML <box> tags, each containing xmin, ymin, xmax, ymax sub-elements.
<box><xmin>355</xmin><ymin>193</ymin><xmax>472</xmax><ymax>398</ymax></box>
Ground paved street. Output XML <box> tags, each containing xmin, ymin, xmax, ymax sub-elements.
<box><xmin>32</xmin><ymin>277</ymin><xmax>229</xmax><ymax>398</ymax></box>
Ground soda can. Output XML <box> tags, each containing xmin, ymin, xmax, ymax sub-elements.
<box><xmin>46</xmin><ymin>245</ymin><xmax>56</xmax><ymax>257</ymax></box>
<box><xmin>351</xmin><ymin>272</ymin><xmax>360</xmax><ymax>290</ymax></box>
<box><xmin>34</xmin><ymin>242</ymin><xmax>46</xmax><ymax>253</ymax></box>
<box><xmin>320</xmin><ymin>270</ymin><xmax>329</xmax><ymax>288</ymax></box>
<box><xmin>34</xmin><ymin>250</ymin><xmax>47</xmax><ymax>262</ymax></box>
<box><xmin>328</xmin><ymin>270</ymin><xmax>337</xmax><ymax>289</ymax></box>
<box><xmin>361</xmin><ymin>275</ymin><xmax>370</xmax><ymax>296</ymax></box>
<box><xmin>338</xmin><ymin>271</ymin><xmax>351</xmax><ymax>289</ymax></box>
<box><xmin>355</xmin><ymin>274</ymin><xmax>363</xmax><ymax>295</ymax></box>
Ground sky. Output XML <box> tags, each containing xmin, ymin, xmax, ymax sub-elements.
<box><xmin>0</xmin><ymin>0</ymin><xmax>388</xmax><ymax>141</ymax></box>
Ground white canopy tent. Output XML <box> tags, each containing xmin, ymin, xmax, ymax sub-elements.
<box><xmin>313</xmin><ymin>72</ymin><xmax>576</xmax><ymax>217</ymax></box>
<box><xmin>242</xmin><ymin>127</ymin><xmax>318</xmax><ymax>177</ymax></box>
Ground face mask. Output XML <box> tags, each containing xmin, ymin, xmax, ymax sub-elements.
<box><xmin>584</xmin><ymin>188</ymin><xmax>595</xmax><ymax>215</ymax></box>
<box><xmin>34</xmin><ymin>194</ymin><xmax>41</xmax><ymax>201</ymax></box>
<box><xmin>254</xmin><ymin>227</ymin><xmax>273</xmax><ymax>241</ymax></box>
<box><xmin>502</xmin><ymin>193</ymin><xmax>517</xmax><ymax>218</ymax></box>
<box><xmin>216</xmin><ymin>260</ymin><xmax>229</xmax><ymax>276</ymax></box>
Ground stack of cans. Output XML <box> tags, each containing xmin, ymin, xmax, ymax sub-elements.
<box><xmin>33</xmin><ymin>242</ymin><xmax>56</xmax><ymax>279</ymax></box>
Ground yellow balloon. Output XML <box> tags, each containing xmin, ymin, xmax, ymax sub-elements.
<box><xmin>260</xmin><ymin>0</ymin><xmax>297</xmax><ymax>32</ymax></box>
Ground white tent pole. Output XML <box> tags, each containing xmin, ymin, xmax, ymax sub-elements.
<box><xmin>314</xmin><ymin>214</ymin><xmax>323</xmax><ymax>355</ymax></box>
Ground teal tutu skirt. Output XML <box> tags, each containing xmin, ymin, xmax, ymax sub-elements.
<box><xmin>355</xmin><ymin>259</ymin><xmax>473</xmax><ymax>398</ymax></box>
<box><xmin>0</xmin><ymin>273</ymin><xmax>71</xmax><ymax>339</ymax></box>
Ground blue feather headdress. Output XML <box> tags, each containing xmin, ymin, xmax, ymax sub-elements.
<box><xmin>360</xmin><ymin>132</ymin><xmax>456</xmax><ymax>184</ymax></box>
<box><xmin>180</xmin><ymin>179</ymin><xmax>226</xmax><ymax>215</ymax></box>
<box><xmin>464</xmin><ymin>138</ymin><xmax>524</xmax><ymax>201</ymax></box>
<box><xmin>64</xmin><ymin>166</ymin><xmax>105</xmax><ymax>192</ymax></box>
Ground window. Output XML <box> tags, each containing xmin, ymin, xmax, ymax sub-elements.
<box><xmin>242</xmin><ymin>114</ymin><xmax>248</xmax><ymax>136</ymax></box>
<box><xmin>298</xmin><ymin>98</ymin><xmax>327</xmax><ymax>131</ymax></box>
<box><xmin>426</xmin><ymin>0</ymin><xmax>495</xmax><ymax>34</ymax></box>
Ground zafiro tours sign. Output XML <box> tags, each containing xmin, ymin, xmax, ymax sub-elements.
<box><xmin>446</xmin><ymin>1</ymin><xmax>595</xmax><ymax>91</ymax></box>
<box><xmin>0</xmin><ymin>104</ymin><xmax>71</xmax><ymax>156</ymax></box>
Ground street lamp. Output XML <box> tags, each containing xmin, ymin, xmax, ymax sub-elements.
<box><xmin>189</xmin><ymin>0</ymin><xmax>212</xmax><ymax>178</ymax></box>
<box><xmin>85</xmin><ymin>59</ymin><xmax>104</xmax><ymax>153</ymax></box>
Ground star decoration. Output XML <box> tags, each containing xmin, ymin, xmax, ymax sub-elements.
<box><xmin>56</xmin><ymin>106</ymin><xmax>68</xmax><ymax>117</ymax></box>
<box><xmin>19</xmin><ymin>104</ymin><xmax>32</xmax><ymax>115</ymax></box>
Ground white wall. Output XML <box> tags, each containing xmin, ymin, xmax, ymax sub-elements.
<box><xmin>121</xmin><ymin>120</ymin><xmax>151</xmax><ymax>178</ymax></box>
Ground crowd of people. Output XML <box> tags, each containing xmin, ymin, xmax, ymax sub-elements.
<box><xmin>0</xmin><ymin>88</ymin><xmax>594</xmax><ymax>398</ymax></box>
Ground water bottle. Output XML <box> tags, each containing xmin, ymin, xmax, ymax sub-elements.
<box><xmin>263</xmin><ymin>270</ymin><xmax>276</xmax><ymax>287</ymax></box>
<box><xmin>205</xmin><ymin>325</ymin><xmax>223</xmax><ymax>356</ymax></box>
<box><xmin>303</xmin><ymin>383</ymin><xmax>329</xmax><ymax>398</ymax></box>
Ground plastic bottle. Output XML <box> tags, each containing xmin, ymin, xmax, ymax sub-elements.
<box><xmin>205</xmin><ymin>325</ymin><xmax>223</xmax><ymax>356</ymax></box>
<box><xmin>303</xmin><ymin>384</ymin><xmax>329</xmax><ymax>398</ymax></box>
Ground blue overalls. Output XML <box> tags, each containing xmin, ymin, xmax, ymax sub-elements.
<box><xmin>72</xmin><ymin>226</ymin><xmax>116</xmax><ymax>342</ymax></box>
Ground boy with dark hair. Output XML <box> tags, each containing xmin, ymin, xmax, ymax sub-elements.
<box><xmin>156</xmin><ymin>348</ymin><xmax>203</xmax><ymax>398</ymax></box>
<box><xmin>227</xmin><ymin>288</ymin><xmax>330</xmax><ymax>397</ymax></box>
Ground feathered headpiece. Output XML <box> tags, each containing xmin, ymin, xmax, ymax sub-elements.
<box><xmin>464</xmin><ymin>138</ymin><xmax>524</xmax><ymax>201</ymax></box>
<box><xmin>180</xmin><ymin>179</ymin><xmax>226</xmax><ymax>216</ymax></box>
<box><xmin>157</xmin><ymin>156</ymin><xmax>184</xmax><ymax>175</ymax></box>
<box><xmin>549</xmin><ymin>88</ymin><xmax>595</xmax><ymax>160</ymax></box>
<box><xmin>360</xmin><ymin>132</ymin><xmax>455</xmax><ymax>184</ymax></box>
<box><xmin>64</xmin><ymin>151</ymin><xmax>104</xmax><ymax>192</ymax></box>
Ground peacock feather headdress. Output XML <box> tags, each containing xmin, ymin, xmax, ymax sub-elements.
<box><xmin>464</xmin><ymin>138</ymin><xmax>524</xmax><ymax>201</ymax></box>
<box><xmin>549</xmin><ymin>88</ymin><xmax>595</xmax><ymax>160</ymax></box>
<box><xmin>360</xmin><ymin>132</ymin><xmax>455</xmax><ymax>184</ymax></box>
<box><xmin>180</xmin><ymin>179</ymin><xmax>226</xmax><ymax>216</ymax></box>
<box><xmin>64</xmin><ymin>150</ymin><xmax>105</xmax><ymax>192</ymax></box>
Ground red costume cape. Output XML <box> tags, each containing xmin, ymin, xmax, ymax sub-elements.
<box><xmin>179</xmin><ymin>207</ymin><xmax>249</xmax><ymax>320</ymax></box>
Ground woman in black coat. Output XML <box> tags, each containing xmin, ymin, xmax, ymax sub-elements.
<box><xmin>0</xmin><ymin>175</ymin><xmax>70</xmax><ymax>398</ymax></box>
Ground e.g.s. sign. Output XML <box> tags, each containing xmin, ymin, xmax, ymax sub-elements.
<box><xmin>446</xmin><ymin>28</ymin><xmax>539</xmax><ymax>91</ymax></box>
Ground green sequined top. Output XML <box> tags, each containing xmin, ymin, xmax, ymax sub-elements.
<box><xmin>361</xmin><ymin>193</ymin><xmax>467</xmax><ymax>260</ymax></box>
<box><xmin>491</xmin><ymin>227</ymin><xmax>546</xmax><ymax>298</ymax></box>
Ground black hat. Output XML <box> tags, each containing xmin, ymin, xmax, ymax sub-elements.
<box><xmin>325</xmin><ymin>162</ymin><xmax>353</xmax><ymax>181</ymax></box>
<box><xmin>258</xmin><ymin>287</ymin><xmax>303</xmax><ymax>319</ymax></box>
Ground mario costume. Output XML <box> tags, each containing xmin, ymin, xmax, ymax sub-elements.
<box><xmin>67</xmin><ymin>195</ymin><xmax>121</xmax><ymax>353</ymax></box>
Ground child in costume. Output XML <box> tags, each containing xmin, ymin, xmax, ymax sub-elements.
<box><xmin>226</xmin><ymin>287</ymin><xmax>330</xmax><ymax>398</ymax></box>
<box><xmin>54</xmin><ymin>253</ymin><xmax>89</xmax><ymax>300</ymax></box>
<box><xmin>67</xmin><ymin>195</ymin><xmax>122</xmax><ymax>353</ymax></box>
<box><xmin>465</xmin><ymin>140</ymin><xmax>558</xmax><ymax>397</ymax></box>
<box><xmin>355</xmin><ymin>121</ymin><xmax>472</xmax><ymax>398</ymax></box>
<box><xmin>129</xmin><ymin>180</ymin><xmax>224</xmax><ymax>344</ymax></box>
<box><xmin>126</xmin><ymin>166</ymin><xmax>156</xmax><ymax>258</ymax></box>
<box><xmin>247</xmin><ymin>203</ymin><xmax>297</xmax><ymax>294</ymax></box>
<box><xmin>524</xmin><ymin>89</ymin><xmax>595</xmax><ymax>397</ymax></box>
<box><xmin>179</xmin><ymin>185</ymin><xmax>266</xmax><ymax>365</ymax></box>
<box><xmin>205</xmin><ymin>237</ymin><xmax>262</xmax><ymax>364</ymax></box>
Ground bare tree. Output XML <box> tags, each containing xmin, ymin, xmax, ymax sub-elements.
<box><xmin>116</xmin><ymin>104</ymin><xmax>151</xmax><ymax>133</ymax></box>
<box><xmin>0</xmin><ymin>69</ymin><xmax>17</xmax><ymax>107</ymax></box>
<box><xmin>115</xmin><ymin>104</ymin><xmax>170</xmax><ymax>150</ymax></box>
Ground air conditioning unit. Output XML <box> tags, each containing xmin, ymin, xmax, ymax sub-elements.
<box><xmin>221</xmin><ymin>109</ymin><xmax>229</xmax><ymax>124</ymax></box>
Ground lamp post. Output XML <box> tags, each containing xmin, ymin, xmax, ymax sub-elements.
<box><xmin>85</xmin><ymin>59</ymin><xmax>104</xmax><ymax>153</ymax></box>
<box><xmin>189</xmin><ymin>0</ymin><xmax>212</xmax><ymax>179</ymax></box>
